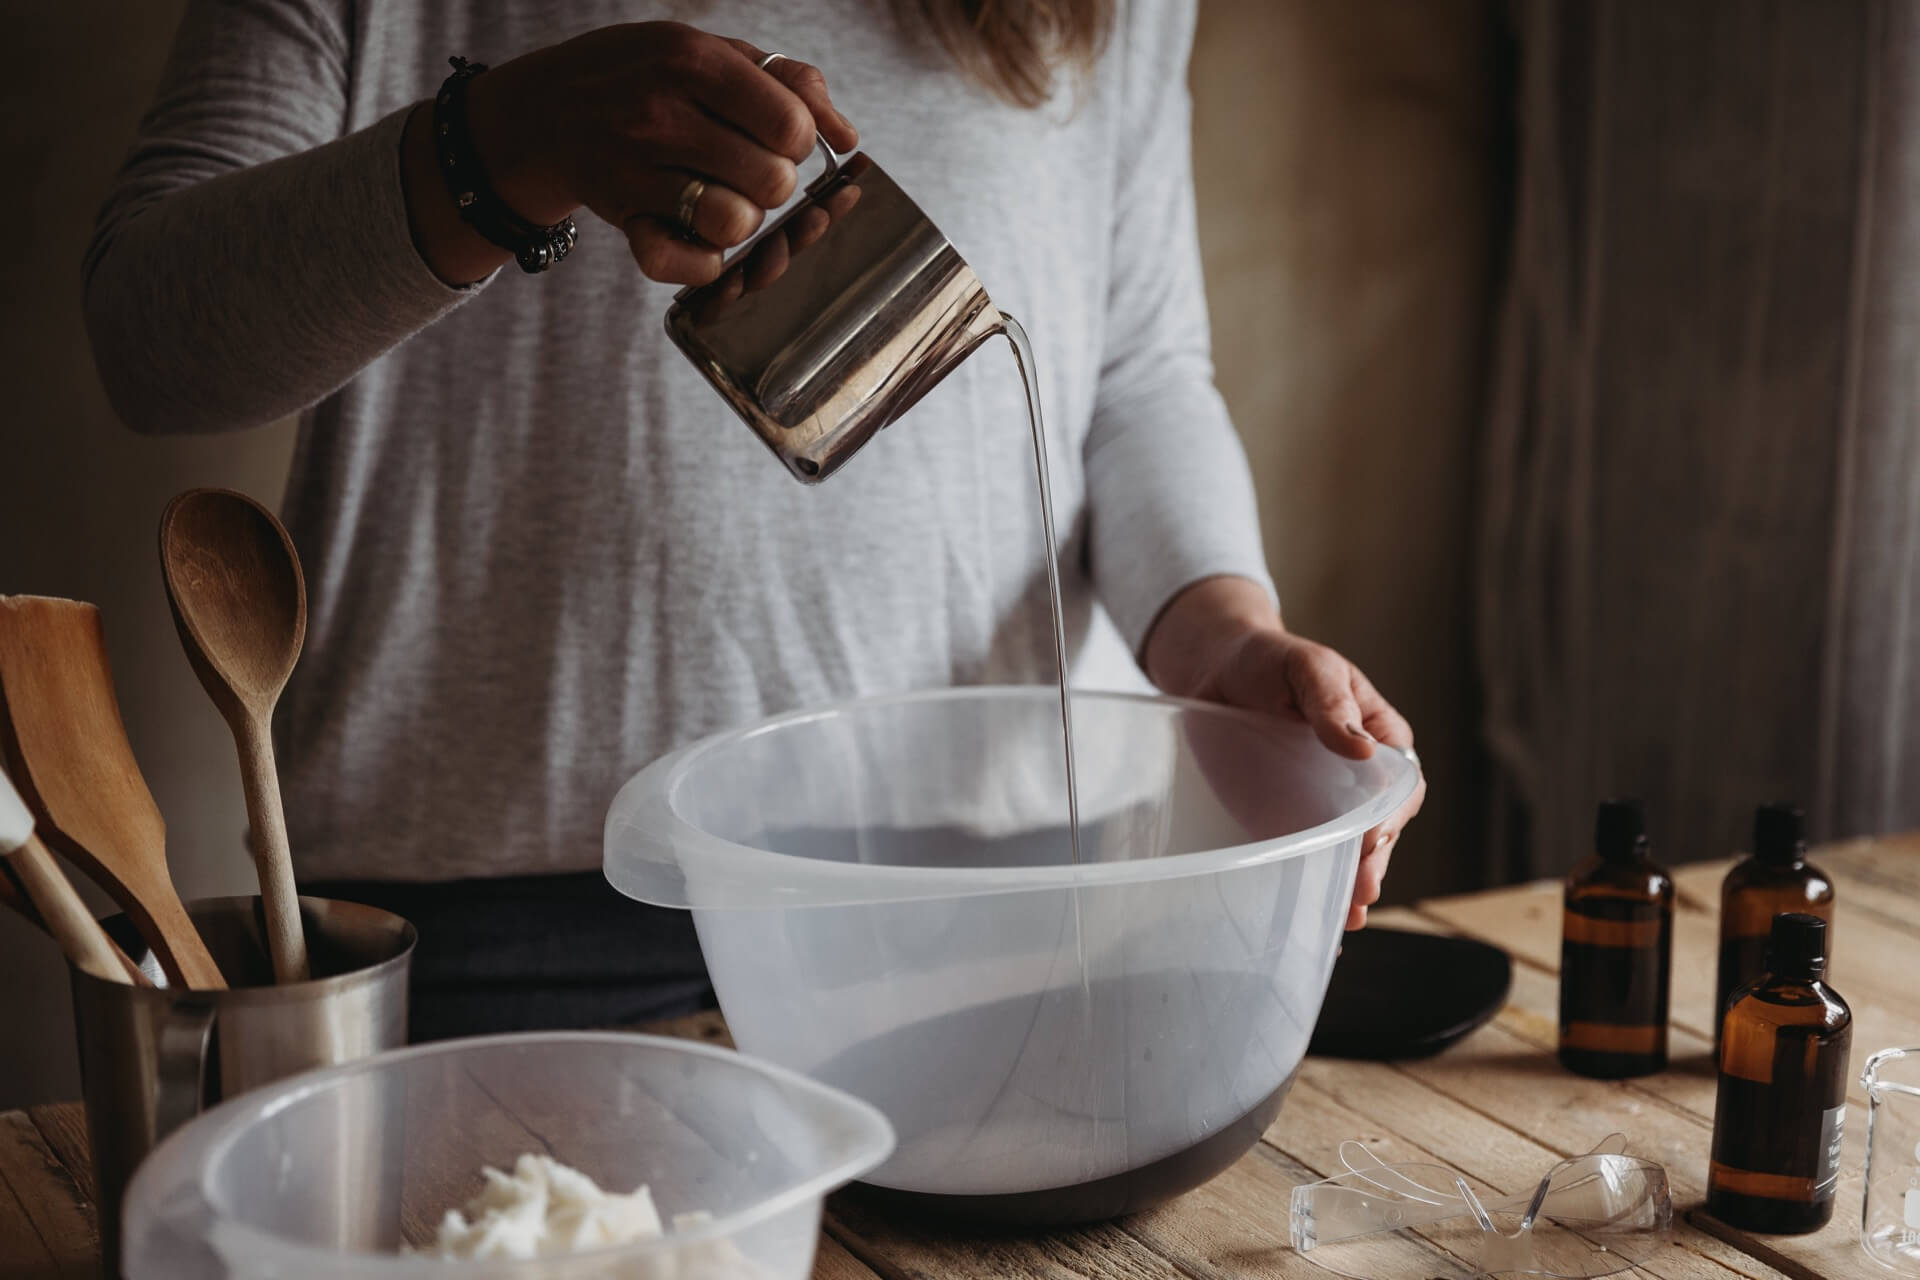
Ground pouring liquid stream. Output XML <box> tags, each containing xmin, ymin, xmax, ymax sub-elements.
<box><xmin>1003</xmin><ymin>315</ymin><xmax>1097</xmax><ymax>1185</ymax></box>
<box><xmin>1001</xmin><ymin>315</ymin><xmax>1082</xmax><ymax>868</ymax></box>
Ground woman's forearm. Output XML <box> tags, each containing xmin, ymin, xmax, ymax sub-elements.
<box><xmin>83</xmin><ymin>107</ymin><xmax>476</xmax><ymax>436</ymax></box>
<box><xmin>1143</xmin><ymin>575</ymin><xmax>1281</xmax><ymax>697</ymax></box>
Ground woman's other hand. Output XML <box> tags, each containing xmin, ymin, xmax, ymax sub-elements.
<box><xmin>1144</xmin><ymin>575</ymin><xmax>1427</xmax><ymax>931</ymax></box>
<box><xmin>404</xmin><ymin>23</ymin><xmax>859</xmax><ymax>286</ymax></box>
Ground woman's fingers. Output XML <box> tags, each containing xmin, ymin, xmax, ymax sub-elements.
<box><xmin>623</xmin><ymin>219</ymin><xmax>724</xmax><ymax>285</ymax></box>
<box><xmin>1346</xmin><ymin>661</ymin><xmax>1421</xmax><ymax>931</ymax></box>
<box><xmin>1351</xmin><ymin>666</ymin><xmax>1414</xmax><ymax>749</ymax></box>
<box><xmin>1349</xmin><ymin>828</ymin><xmax>1395</xmax><ymax>925</ymax></box>
<box><xmin>488</xmin><ymin>22</ymin><xmax>861</xmax><ymax>279</ymax></box>
<box><xmin>1350</xmin><ymin>767</ymin><xmax>1426</xmax><ymax>929</ymax></box>
<box><xmin>761</xmin><ymin>56</ymin><xmax>859</xmax><ymax>153</ymax></box>
<box><xmin>1346</xmin><ymin>833</ymin><xmax>1393</xmax><ymax>930</ymax></box>
<box><xmin>681</xmin><ymin>40</ymin><xmax>816</xmax><ymax>160</ymax></box>
<box><xmin>1175</xmin><ymin>618</ymin><xmax>1424</xmax><ymax>933</ymax></box>
<box><xmin>718</xmin><ymin>41</ymin><xmax>860</xmax><ymax>155</ymax></box>
<box><xmin>1283</xmin><ymin>641</ymin><xmax>1373</xmax><ymax>760</ymax></box>
<box><xmin>678</xmin><ymin>176</ymin><xmax>763</xmax><ymax>247</ymax></box>
<box><xmin>597</xmin><ymin>169</ymin><xmax>764</xmax><ymax>249</ymax></box>
<box><xmin>652</xmin><ymin>108</ymin><xmax>799</xmax><ymax>210</ymax></box>
<box><xmin>1362</xmin><ymin>661</ymin><xmax>1425</xmax><ymax>838</ymax></box>
<box><xmin>1393</xmin><ymin>771</ymin><xmax>1429</xmax><ymax>838</ymax></box>
<box><xmin>1362</xmin><ymin>704</ymin><xmax>1415</xmax><ymax>751</ymax></box>
<box><xmin>599</xmin><ymin>162</ymin><xmax>764</xmax><ymax>284</ymax></box>
<box><xmin>610</xmin><ymin>126</ymin><xmax>853</xmax><ymax>285</ymax></box>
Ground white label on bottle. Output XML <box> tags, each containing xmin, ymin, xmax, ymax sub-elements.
<box><xmin>1816</xmin><ymin>1105</ymin><xmax>1844</xmax><ymax>1198</ymax></box>
<box><xmin>1905</xmin><ymin>1187</ymin><xmax>1920</xmax><ymax>1231</ymax></box>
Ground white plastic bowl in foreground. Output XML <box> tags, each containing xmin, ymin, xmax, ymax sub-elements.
<box><xmin>122</xmin><ymin>1032</ymin><xmax>895</xmax><ymax>1279</ymax></box>
<box><xmin>603</xmin><ymin>687</ymin><xmax>1416</xmax><ymax>1220</ymax></box>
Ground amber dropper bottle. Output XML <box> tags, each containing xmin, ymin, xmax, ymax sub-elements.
<box><xmin>1707</xmin><ymin>912</ymin><xmax>1851</xmax><ymax>1234</ymax></box>
<box><xmin>1715</xmin><ymin>804</ymin><xmax>1833</xmax><ymax>1052</ymax></box>
<box><xmin>1558</xmin><ymin>799</ymin><xmax>1674</xmax><ymax>1079</ymax></box>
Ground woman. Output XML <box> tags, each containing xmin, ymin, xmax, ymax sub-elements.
<box><xmin>85</xmin><ymin>0</ymin><xmax>1424</xmax><ymax>1037</ymax></box>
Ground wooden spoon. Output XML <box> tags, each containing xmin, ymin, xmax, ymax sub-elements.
<box><xmin>0</xmin><ymin>596</ymin><xmax>225</xmax><ymax>988</ymax></box>
<box><xmin>159</xmin><ymin>489</ymin><xmax>310</xmax><ymax>984</ymax></box>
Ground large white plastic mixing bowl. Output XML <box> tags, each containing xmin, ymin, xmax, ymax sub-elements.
<box><xmin>122</xmin><ymin>1032</ymin><xmax>894</xmax><ymax>1278</ymax></box>
<box><xmin>603</xmin><ymin>687</ymin><xmax>1417</xmax><ymax>1223</ymax></box>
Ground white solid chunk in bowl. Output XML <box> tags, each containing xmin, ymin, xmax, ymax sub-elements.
<box><xmin>123</xmin><ymin>1032</ymin><xmax>894</xmax><ymax>1278</ymax></box>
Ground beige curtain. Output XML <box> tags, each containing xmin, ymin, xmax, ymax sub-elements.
<box><xmin>1481</xmin><ymin>1</ymin><xmax>1917</xmax><ymax>874</ymax></box>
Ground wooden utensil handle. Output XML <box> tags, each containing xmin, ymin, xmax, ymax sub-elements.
<box><xmin>8</xmin><ymin>833</ymin><xmax>130</xmax><ymax>981</ymax></box>
<box><xmin>237</xmin><ymin>714</ymin><xmax>309</xmax><ymax>983</ymax></box>
<box><xmin>141</xmin><ymin>891</ymin><xmax>228</xmax><ymax>990</ymax></box>
<box><xmin>2</xmin><ymin>861</ymin><xmax>154</xmax><ymax>985</ymax></box>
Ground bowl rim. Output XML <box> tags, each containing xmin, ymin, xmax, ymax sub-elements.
<box><xmin>124</xmin><ymin>1030</ymin><xmax>897</xmax><ymax>1274</ymax></box>
<box><xmin>603</xmin><ymin>685</ymin><xmax>1420</xmax><ymax>909</ymax></box>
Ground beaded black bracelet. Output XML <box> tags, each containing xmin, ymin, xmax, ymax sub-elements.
<box><xmin>432</xmin><ymin>56</ymin><xmax>577</xmax><ymax>274</ymax></box>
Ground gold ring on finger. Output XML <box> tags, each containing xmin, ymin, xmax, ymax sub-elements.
<box><xmin>675</xmin><ymin>177</ymin><xmax>707</xmax><ymax>238</ymax></box>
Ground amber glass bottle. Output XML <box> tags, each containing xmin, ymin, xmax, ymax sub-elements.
<box><xmin>1558</xmin><ymin>799</ymin><xmax>1674</xmax><ymax>1079</ymax></box>
<box><xmin>1707</xmin><ymin>913</ymin><xmax>1851</xmax><ymax>1233</ymax></box>
<box><xmin>1716</xmin><ymin>804</ymin><xmax>1833</xmax><ymax>1051</ymax></box>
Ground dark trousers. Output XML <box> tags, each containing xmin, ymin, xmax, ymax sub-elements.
<box><xmin>303</xmin><ymin>871</ymin><xmax>716</xmax><ymax>1042</ymax></box>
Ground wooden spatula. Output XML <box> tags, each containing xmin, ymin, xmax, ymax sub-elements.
<box><xmin>0</xmin><ymin>596</ymin><xmax>225</xmax><ymax>989</ymax></box>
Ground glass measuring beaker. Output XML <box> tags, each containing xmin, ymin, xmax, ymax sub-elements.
<box><xmin>1863</xmin><ymin>1046</ymin><xmax>1920</xmax><ymax>1273</ymax></box>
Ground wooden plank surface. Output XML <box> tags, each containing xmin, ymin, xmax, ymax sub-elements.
<box><xmin>1</xmin><ymin>840</ymin><xmax>1912</xmax><ymax>1280</ymax></box>
<box><xmin>26</xmin><ymin>1103</ymin><xmax>91</xmax><ymax>1208</ymax></box>
<box><xmin>0</xmin><ymin>1110</ymin><xmax>96</xmax><ymax>1279</ymax></box>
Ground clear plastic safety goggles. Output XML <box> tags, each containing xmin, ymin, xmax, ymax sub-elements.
<box><xmin>1288</xmin><ymin>1134</ymin><xmax>1673</xmax><ymax>1278</ymax></box>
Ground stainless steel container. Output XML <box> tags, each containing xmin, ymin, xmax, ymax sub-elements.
<box><xmin>666</xmin><ymin>148</ymin><xmax>1004</xmax><ymax>484</ymax></box>
<box><xmin>69</xmin><ymin>894</ymin><xmax>413</xmax><ymax>1273</ymax></box>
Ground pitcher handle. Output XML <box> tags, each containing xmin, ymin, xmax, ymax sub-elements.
<box><xmin>154</xmin><ymin>995</ymin><xmax>216</xmax><ymax>1139</ymax></box>
<box><xmin>804</xmin><ymin>133</ymin><xmax>844</xmax><ymax>192</ymax></box>
<box><xmin>756</xmin><ymin>52</ymin><xmax>844</xmax><ymax>190</ymax></box>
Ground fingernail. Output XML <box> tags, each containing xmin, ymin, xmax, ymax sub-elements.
<box><xmin>1347</xmin><ymin>722</ymin><xmax>1375</xmax><ymax>742</ymax></box>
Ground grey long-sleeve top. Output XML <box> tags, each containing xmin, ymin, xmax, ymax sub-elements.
<box><xmin>84</xmin><ymin>0</ymin><xmax>1274</xmax><ymax>880</ymax></box>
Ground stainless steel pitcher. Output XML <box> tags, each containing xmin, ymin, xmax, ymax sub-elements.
<box><xmin>666</xmin><ymin>145</ymin><xmax>1004</xmax><ymax>483</ymax></box>
<box><xmin>70</xmin><ymin>894</ymin><xmax>413</xmax><ymax>1273</ymax></box>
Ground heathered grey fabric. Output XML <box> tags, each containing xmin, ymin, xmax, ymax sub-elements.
<box><xmin>84</xmin><ymin>0</ymin><xmax>1274</xmax><ymax>881</ymax></box>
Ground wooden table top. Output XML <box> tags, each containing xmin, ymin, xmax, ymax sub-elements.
<box><xmin>4</xmin><ymin>836</ymin><xmax>1915</xmax><ymax>1279</ymax></box>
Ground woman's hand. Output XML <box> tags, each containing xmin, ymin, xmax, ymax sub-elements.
<box><xmin>1144</xmin><ymin>575</ymin><xmax>1426</xmax><ymax>930</ymax></box>
<box><xmin>403</xmin><ymin>23</ymin><xmax>859</xmax><ymax>286</ymax></box>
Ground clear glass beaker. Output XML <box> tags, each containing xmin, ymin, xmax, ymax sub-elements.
<box><xmin>1863</xmin><ymin>1046</ymin><xmax>1920</xmax><ymax>1273</ymax></box>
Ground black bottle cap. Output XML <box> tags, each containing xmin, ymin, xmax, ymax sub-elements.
<box><xmin>1753</xmin><ymin>803</ymin><xmax>1807</xmax><ymax>865</ymax></box>
<box><xmin>1595</xmin><ymin>798</ymin><xmax>1650</xmax><ymax>863</ymax></box>
<box><xmin>1766</xmin><ymin>912</ymin><xmax>1828</xmax><ymax>979</ymax></box>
